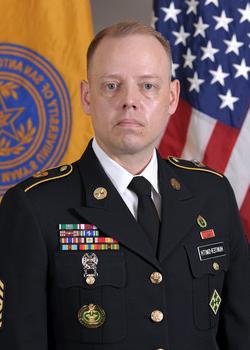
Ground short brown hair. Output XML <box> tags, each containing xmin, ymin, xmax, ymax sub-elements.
<box><xmin>87</xmin><ymin>21</ymin><xmax>172</xmax><ymax>77</ymax></box>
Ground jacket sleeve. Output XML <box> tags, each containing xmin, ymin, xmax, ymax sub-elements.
<box><xmin>217</xmin><ymin>178</ymin><xmax>250</xmax><ymax>349</ymax></box>
<box><xmin>0</xmin><ymin>187</ymin><xmax>48</xmax><ymax>350</ymax></box>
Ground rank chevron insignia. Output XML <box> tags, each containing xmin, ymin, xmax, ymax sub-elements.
<box><xmin>0</xmin><ymin>280</ymin><xmax>4</xmax><ymax>329</ymax></box>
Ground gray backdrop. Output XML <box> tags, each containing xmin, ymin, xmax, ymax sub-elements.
<box><xmin>90</xmin><ymin>0</ymin><xmax>153</xmax><ymax>33</ymax></box>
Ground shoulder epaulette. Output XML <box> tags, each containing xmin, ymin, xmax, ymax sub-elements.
<box><xmin>167</xmin><ymin>156</ymin><xmax>223</xmax><ymax>178</ymax></box>
<box><xmin>24</xmin><ymin>164</ymin><xmax>73</xmax><ymax>192</ymax></box>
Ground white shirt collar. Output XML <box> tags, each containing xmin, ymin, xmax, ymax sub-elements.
<box><xmin>92</xmin><ymin>138</ymin><xmax>159</xmax><ymax>195</ymax></box>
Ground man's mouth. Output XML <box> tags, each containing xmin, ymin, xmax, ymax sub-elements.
<box><xmin>115</xmin><ymin>118</ymin><xmax>144</xmax><ymax>127</ymax></box>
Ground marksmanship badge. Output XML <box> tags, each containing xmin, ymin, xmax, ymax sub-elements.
<box><xmin>82</xmin><ymin>252</ymin><xmax>99</xmax><ymax>285</ymax></box>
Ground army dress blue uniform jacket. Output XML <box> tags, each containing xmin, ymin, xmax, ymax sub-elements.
<box><xmin>0</xmin><ymin>140</ymin><xmax>250</xmax><ymax>350</ymax></box>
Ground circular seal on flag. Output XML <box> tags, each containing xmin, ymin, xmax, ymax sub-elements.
<box><xmin>0</xmin><ymin>43</ymin><xmax>72</xmax><ymax>197</ymax></box>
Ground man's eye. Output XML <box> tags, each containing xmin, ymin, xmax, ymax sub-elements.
<box><xmin>106</xmin><ymin>82</ymin><xmax>118</xmax><ymax>90</ymax></box>
<box><xmin>144</xmin><ymin>83</ymin><xmax>154</xmax><ymax>90</ymax></box>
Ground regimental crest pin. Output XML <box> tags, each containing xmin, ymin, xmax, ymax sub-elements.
<box><xmin>197</xmin><ymin>215</ymin><xmax>207</xmax><ymax>228</ymax></box>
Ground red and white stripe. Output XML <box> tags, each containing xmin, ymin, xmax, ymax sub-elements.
<box><xmin>159</xmin><ymin>98</ymin><xmax>250</xmax><ymax>241</ymax></box>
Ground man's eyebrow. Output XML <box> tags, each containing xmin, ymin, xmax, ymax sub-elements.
<box><xmin>138</xmin><ymin>75</ymin><xmax>162</xmax><ymax>80</ymax></box>
<box><xmin>99</xmin><ymin>74</ymin><xmax>121</xmax><ymax>79</ymax></box>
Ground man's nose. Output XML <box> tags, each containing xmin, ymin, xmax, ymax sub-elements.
<box><xmin>121</xmin><ymin>84</ymin><xmax>139</xmax><ymax>110</ymax></box>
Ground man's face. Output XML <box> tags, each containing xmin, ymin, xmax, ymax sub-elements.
<box><xmin>81</xmin><ymin>34</ymin><xmax>179</xmax><ymax>160</ymax></box>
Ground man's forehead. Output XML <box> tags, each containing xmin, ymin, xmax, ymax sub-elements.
<box><xmin>94</xmin><ymin>34</ymin><xmax>165</xmax><ymax>52</ymax></box>
<box><xmin>92</xmin><ymin>36</ymin><xmax>169</xmax><ymax>63</ymax></box>
<box><xmin>88</xmin><ymin>34</ymin><xmax>171</xmax><ymax>79</ymax></box>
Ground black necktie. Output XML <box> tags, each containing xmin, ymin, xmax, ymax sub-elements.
<box><xmin>128</xmin><ymin>176</ymin><xmax>160</xmax><ymax>253</ymax></box>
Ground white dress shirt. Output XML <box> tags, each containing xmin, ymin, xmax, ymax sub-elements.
<box><xmin>92</xmin><ymin>139</ymin><xmax>161</xmax><ymax>220</ymax></box>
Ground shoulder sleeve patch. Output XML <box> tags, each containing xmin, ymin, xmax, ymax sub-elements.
<box><xmin>24</xmin><ymin>164</ymin><xmax>73</xmax><ymax>192</ymax></box>
<box><xmin>167</xmin><ymin>156</ymin><xmax>223</xmax><ymax>178</ymax></box>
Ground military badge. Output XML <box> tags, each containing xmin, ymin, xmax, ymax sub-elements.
<box><xmin>78</xmin><ymin>304</ymin><xmax>106</xmax><ymax>328</ymax></box>
<box><xmin>82</xmin><ymin>252</ymin><xmax>98</xmax><ymax>285</ymax></box>
<box><xmin>93</xmin><ymin>187</ymin><xmax>108</xmax><ymax>200</ymax></box>
<box><xmin>197</xmin><ymin>215</ymin><xmax>207</xmax><ymax>228</ymax></box>
<box><xmin>170</xmin><ymin>177</ymin><xmax>181</xmax><ymax>191</ymax></box>
<box><xmin>209</xmin><ymin>289</ymin><xmax>221</xmax><ymax>315</ymax></box>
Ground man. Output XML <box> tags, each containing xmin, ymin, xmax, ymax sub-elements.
<box><xmin>0</xmin><ymin>22</ymin><xmax>249</xmax><ymax>350</ymax></box>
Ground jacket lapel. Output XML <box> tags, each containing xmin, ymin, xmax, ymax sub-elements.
<box><xmin>157</xmin><ymin>156</ymin><xmax>203</xmax><ymax>262</ymax></box>
<box><xmin>71</xmin><ymin>142</ymin><xmax>161</xmax><ymax>270</ymax></box>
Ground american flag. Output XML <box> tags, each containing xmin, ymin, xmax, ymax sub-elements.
<box><xmin>154</xmin><ymin>0</ymin><xmax>250</xmax><ymax>241</ymax></box>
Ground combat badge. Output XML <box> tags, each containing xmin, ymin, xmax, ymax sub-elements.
<box><xmin>78</xmin><ymin>304</ymin><xmax>106</xmax><ymax>328</ymax></box>
<box><xmin>0</xmin><ymin>280</ymin><xmax>4</xmax><ymax>329</ymax></box>
<box><xmin>82</xmin><ymin>252</ymin><xmax>99</xmax><ymax>285</ymax></box>
<box><xmin>209</xmin><ymin>289</ymin><xmax>221</xmax><ymax>315</ymax></box>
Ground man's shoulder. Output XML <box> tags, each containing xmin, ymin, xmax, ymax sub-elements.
<box><xmin>163</xmin><ymin>155</ymin><xmax>227</xmax><ymax>196</ymax></box>
<box><xmin>166</xmin><ymin>156</ymin><xmax>223</xmax><ymax>179</ymax></box>
<box><xmin>8</xmin><ymin>163</ymin><xmax>75</xmax><ymax>197</ymax></box>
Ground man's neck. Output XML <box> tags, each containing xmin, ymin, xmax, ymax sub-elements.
<box><xmin>93</xmin><ymin>139</ymin><xmax>155</xmax><ymax>175</ymax></box>
<box><xmin>108</xmin><ymin>154</ymin><xmax>152</xmax><ymax>175</ymax></box>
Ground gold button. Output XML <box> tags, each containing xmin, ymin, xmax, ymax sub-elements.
<box><xmin>213</xmin><ymin>262</ymin><xmax>220</xmax><ymax>271</ymax></box>
<box><xmin>151</xmin><ymin>310</ymin><xmax>164</xmax><ymax>323</ymax></box>
<box><xmin>33</xmin><ymin>170</ymin><xmax>48</xmax><ymax>178</ymax></box>
<box><xmin>93</xmin><ymin>187</ymin><xmax>108</xmax><ymax>200</ymax></box>
<box><xmin>170</xmin><ymin>178</ymin><xmax>181</xmax><ymax>191</ymax></box>
<box><xmin>60</xmin><ymin>165</ymin><xmax>68</xmax><ymax>172</ymax></box>
<box><xmin>192</xmin><ymin>159</ymin><xmax>204</xmax><ymax>167</ymax></box>
<box><xmin>86</xmin><ymin>276</ymin><xmax>96</xmax><ymax>285</ymax></box>
<box><xmin>150</xmin><ymin>272</ymin><xmax>163</xmax><ymax>284</ymax></box>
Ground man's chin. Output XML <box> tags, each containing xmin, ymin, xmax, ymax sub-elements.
<box><xmin>115</xmin><ymin>140</ymin><xmax>154</xmax><ymax>157</ymax></box>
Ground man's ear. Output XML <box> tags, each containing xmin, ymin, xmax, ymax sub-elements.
<box><xmin>80</xmin><ymin>80</ymin><xmax>91</xmax><ymax>115</ymax></box>
<box><xmin>168</xmin><ymin>79</ymin><xmax>180</xmax><ymax>115</ymax></box>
